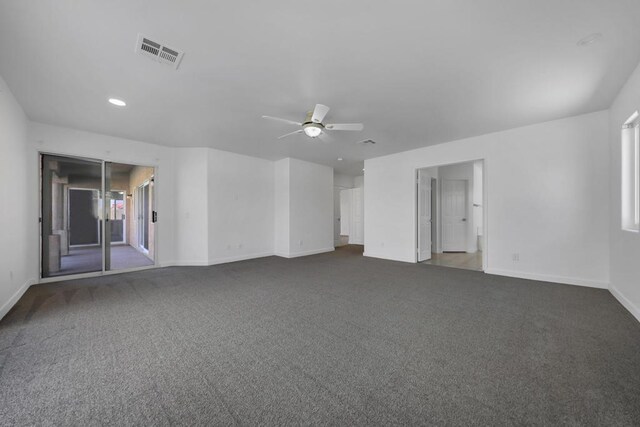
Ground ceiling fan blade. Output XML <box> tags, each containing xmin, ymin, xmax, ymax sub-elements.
<box><xmin>325</xmin><ymin>123</ymin><xmax>364</xmax><ymax>131</ymax></box>
<box><xmin>262</xmin><ymin>115</ymin><xmax>302</xmax><ymax>126</ymax></box>
<box><xmin>277</xmin><ymin>129</ymin><xmax>304</xmax><ymax>139</ymax></box>
<box><xmin>311</xmin><ymin>104</ymin><xmax>330</xmax><ymax>123</ymax></box>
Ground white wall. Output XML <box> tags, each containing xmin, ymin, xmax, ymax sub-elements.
<box><xmin>0</xmin><ymin>76</ymin><xmax>36</xmax><ymax>318</ymax></box>
<box><xmin>274</xmin><ymin>159</ymin><xmax>291</xmax><ymax>256</ymax></box>
<box><xmin>174</xmin><ymin>148</ymin><xmax>208</xmax><ymax>265</ymax></box>
<box><xmin>365</xmin><ymin>111</ymin><xmax>610</xmax><ymax>288</ymax></box>
<box><xmin>208</xmin><ymin>148</ymin><xmax>274</xmax><ymax>264</ymax></box>
<box><xmin>275</xmin><ymin>158</ymin><xmax>334</xmax><ymax>257</ymax></box>
<box><xmin>289</xmin><ymin>159</ymin><xmax>334</xmax><ymax>256</ymax></box>
<box><xmin>609</xmin><ymin>61</ymin><xmax>640</xmax><ymax>322</ymax></box>
<box><xmin>334</xmin><ymin>173</ymin><xmax>355</xmax><ymax>189</ymax></box>
<box><xmin>348</xmin><ymin>187</ymin><xmax>365</xmax><ymax>245</ymax></box>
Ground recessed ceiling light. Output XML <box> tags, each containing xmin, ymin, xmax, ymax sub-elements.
<box><xmin>108</xmin><ymin>98</ymin><xmax>126</xmax><ymax>107</ymax></box>
<box><xmin>577</xmin><ymin>33</ymin><xmax>603</xmax><ymax>47</ymax></box>
<box><xmin>337</xmin><ymin>157</ymin><xmax>343</xmax><ymax>161</ymax></box>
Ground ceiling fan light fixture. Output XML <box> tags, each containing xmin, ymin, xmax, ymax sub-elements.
<box><xmin>303</xmin><ymin>123</ymin><xmax>322</xmax><ymax>138</ymax></box>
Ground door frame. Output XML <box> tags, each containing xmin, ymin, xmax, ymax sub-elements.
<box><xmin>416</xmin><ymin>169</ymin><xmax>432</xmax><ymax>262</ymax></box>
<box><xmin>136</xmin><ymin>179</ymin><xmax>151</xmax><ymax>254</ymax></box>
<box><xmin>38</xmin><ymin>151</ymin><xmax>160</xmax><ymax>283</ymax></box>
<box><xmin>414</xmin><ymin>159</ymin><xmax>488</xmax><ymax>271</ymax></box>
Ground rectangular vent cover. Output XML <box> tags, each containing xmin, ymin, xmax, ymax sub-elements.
<box><xmin>136</xmin><ymin>34</ymin><xmax>184</xmax><ymax>69</ymax></box>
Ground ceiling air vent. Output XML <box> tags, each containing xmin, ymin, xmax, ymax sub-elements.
<box><xmin>136</xmin><ymin>34</ymin><xmax>184</xmax><ymax>69</ymax></box>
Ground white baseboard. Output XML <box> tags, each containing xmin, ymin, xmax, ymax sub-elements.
<box><xmin>363</xmin><ymin>251</ymin><xmax>413</xmax><ymax>263</ymax></box>
<box><xmin>163</xmin><ymin>260</ymin><xmax>209</xmax><ymax>267</ymax></box>
<box><xmin>276</xmin><ymin>247</ymin><xmax>335</xmax><ymax>259</ymax></box>
<box><xmin>610</xmin><ymin>285</ymin><xmax>640</xmax><ymax>323</ymax></box>
<box><xmin>0</xmin><ymin>278</ymin><xmax>35</xmax><ymax>321</ymax></box>
<box><xmin>484</xmin><ymin>268</ymin><xmax>608</xmax><ymax>289</ymax></box>
<box><xmin>208</xmin><ymin>252</ymin><xmax>274</xmax><ymax>265</ymax></box>
<box><xmin>163</xmin><ymin>252</ymin><xmax>275</xmax><ymax>267</ymax></box>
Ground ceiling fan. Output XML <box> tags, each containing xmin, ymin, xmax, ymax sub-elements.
<box><xmin>262</xmin><ymin>104</ymin><xmax>364</xmax><ymax>140</ymax></box>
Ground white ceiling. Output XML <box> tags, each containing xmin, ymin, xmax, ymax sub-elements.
<box><xmin>1</xmin><ymin>1</ymin><xmax>640</xmax><ymax>175</ymax></box>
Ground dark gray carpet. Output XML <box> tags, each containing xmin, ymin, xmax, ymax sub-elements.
<box><xmin>1</xmin><ymin>245</ymin><xmax>639</xmax><ymax>425</ymax></box>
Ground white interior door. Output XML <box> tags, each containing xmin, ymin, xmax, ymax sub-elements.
<box><xmin>442</xmin><ymin>179</ymin><xmax>468</xmax><ymax>252</ymax></box>
<box><xmin>340</xmin><ymin>189</ymin><xmax>351</xmax><ymax>235</ymax></box>
<box><xmin>417</xmin><ymin>170</ymin><xmax>432</xmax><ymax>261</ymax></box>
<box><xmin>350</xmin><ymin>188</ymin><xmax>364</xmax><ymax>244</ymax></box>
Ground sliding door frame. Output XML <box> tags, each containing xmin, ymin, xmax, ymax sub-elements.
<box><xmin>38</xmin><ymin>151</ymin><xmax>160</xmax><ymax>283</ymax></box>
<box><xmin>136</xmin><ymin>180</ymin><xmax>151</xmax><ymax>254</ymax></box>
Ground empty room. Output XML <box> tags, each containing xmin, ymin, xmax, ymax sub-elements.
<box><xmin>1</xmin><ymin>1</ymin><xmax>639</xmax><ymax>425</ymax></box>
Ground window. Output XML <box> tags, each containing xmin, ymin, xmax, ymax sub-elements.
<box><xmin>622</xmin><ymin>111</ymin><xmax>640</xmax><ymax>232</ymax></box>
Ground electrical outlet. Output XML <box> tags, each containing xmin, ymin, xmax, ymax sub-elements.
<box><xmin>512</xmin><ymin>253</ymin><xmax>520</xmax><ymax>262</ymax></box>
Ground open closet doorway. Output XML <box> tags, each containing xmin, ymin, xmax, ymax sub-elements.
<box><xmin>339</xmin><ymin>187</ymin><xmax>364</xmax><ymax>246</ymax></box>
<box><xmin>416</xmin><ymin>160</ymin><xmax>485</xmax><ymax>271</ymax></box>
<box><xmin>40</xmin><ymin>154</ymin><xmax>157</xmax><ymax>279</ymax></box>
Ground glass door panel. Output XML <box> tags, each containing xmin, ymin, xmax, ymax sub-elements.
<box><xmin>41</xmin><ymin>156</ymin><xmax>156</xmax><ymax>277</ymax></box>
<box><xmin>41</xmin><ymin>155</ymin><xmax>103</xmax><ymax>277</ymax></box>
<box><xmin>106</xmin><ymin>163</ymin><xmax>155</xmax><ymax>271</ymax></box>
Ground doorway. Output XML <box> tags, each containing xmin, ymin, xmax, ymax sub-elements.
<box><xmin>416</xmin><ymin>160</ymin><xmax>485</xmax><ymax>271</ymax></box>
<box><xmin>40</xmin><ymin>154</ymin><xmax>157</xmax><ymax>279</ymax></box>
<box><xmin>338</xmin><ymin>187</ymin><xmax>364</xmax><ymax>246</ymax></box>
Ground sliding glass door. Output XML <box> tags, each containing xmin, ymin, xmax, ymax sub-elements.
<box><xmin>41</xmin><ymin>154</ymin><xmax>156</xmax><ymax>279</ymax></box>
<box><xmin>41</xmin><ymin>155</ymin><xmax>103</xmax><ymax>277</ymax></box>
<box><xmin>108</xmin><ymin>163</ymin><xmax>155</xmax><ymax>271</ymax></box>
